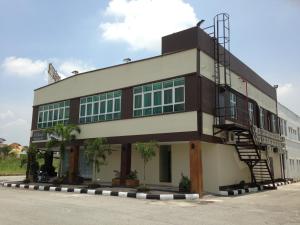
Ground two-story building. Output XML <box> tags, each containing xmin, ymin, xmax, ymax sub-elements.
<box><xmin>278</xmin><ymin>103</ymin><xmax>300</xmax><ymax>181</ymax></box>
<box><xmin>30</xmin><ymin>17</ymin><xmax>285</xmax><ymax>194</ymax></box>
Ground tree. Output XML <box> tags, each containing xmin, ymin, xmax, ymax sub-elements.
<box><xmin>46</xmin><ymin>124</ymin><xmax>81</xmax><ymax>177</ymax></box>
<box><xmin>84</xmin><ymin>137</ymin><xmax>112</xmax><ymax>180</ymax></box>
<box><xmin>25</xmin><ymin>144</ymin><xmax>39</xmax><ymax>182</ymax></box>
<box><xmin>0</xmin><ymin>145</ymin><xmax>12</xmax><ymax>158</ymax></box>
<box><xmin>135</xmin><ymin>141</ymin><xmax>159</xmax><ymax>186</ymax></box>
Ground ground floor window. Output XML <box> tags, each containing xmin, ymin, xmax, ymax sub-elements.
<box><xmin>79</xmin><ymin>148</ymin><xmax>92</xmax><ymax>179</ymax></box>
<box><xmin>159</xmin><ymin>145</ymin><xmax>172</xmax><ymax>183</ymax></box>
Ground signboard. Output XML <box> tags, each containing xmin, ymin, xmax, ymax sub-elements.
<box><xmin>32</xmin><ymin>130</ymin><xmax>47</xmax><ymax>142</ymax></box>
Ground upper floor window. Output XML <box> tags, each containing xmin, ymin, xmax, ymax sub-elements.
<box><xmin>79</xmin><ymin>90</ymin><xmax>121</xmax><ymax>124</ymax></box>
<box><xmin>248</xmin><ymin>102</ymin><xmax>254</xmax><ymax>123</ymax></box>
<box><xmin>229</xmin><ymin>92</ymin><xmax>237</xmax><ymax>119</ymax></box>
<box><xmin>280</xmin><ymin>118</ymin><xmax>287</xmax><ymax>136</ymax></box>
<box><xmin>133</xmin><ymin>77</ymin><xmax>185</xmax><ymax>117</ymax></box>
<box><xmin>298</xmin><ymin>127</ymin><xmax>300</xmax><ymax>141</ymax></box>
<box><xmin>37</xmin><ymin>100</ymin><xmax>70</xmax><ymax>129</ymax></box>
<box><xmin>259</xmin><ymin>107</ymin><xmax>265</xmax><ymax>129</ymax></box>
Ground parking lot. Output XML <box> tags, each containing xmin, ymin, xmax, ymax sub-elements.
<box><xmin>0</xmin><ymin>176</ymin><xmax>299</xmax><ymax>225</ymax></box>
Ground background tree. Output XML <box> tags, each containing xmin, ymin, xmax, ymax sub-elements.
<box><xmin>0</xmin><ymin>145</ymin><xmax>12</xmax><ymax>158</ymax></box>
<box><xmin>135</xmin><ymin>141</ymin><xmax>158</xmax><ymax>186</ymax></box>
<box><xmin>84</xmin><ymin>137</ymin><xmax>112</xmax><ymax>181</ymax></box>
<box><xmin>25</xmin><ymin>144</ymin><xmax>39</xmax><ymax>182</ymax></box>
<box><xmin>46</xmin><ymin>124</ymin><xmax>80</xmax><ymax>177</ymax></box>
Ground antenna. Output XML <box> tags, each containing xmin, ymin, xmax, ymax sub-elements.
<box><xmin>48</xmin><ymin>63</ymin><xmax>61</xmax><ymax>84</ymax></box>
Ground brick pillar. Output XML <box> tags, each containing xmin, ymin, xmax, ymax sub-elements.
<box><xmin>120</xmin><ymin>143</ymin><xmax>132</xmax><ymax>185</ymax></box>
<box><xmin>69</xmin><ymin>145</ymin><xmax>79</xmax><ymax>184</ymax></box>
<box><xmin>189</xmin><ymin>141</ymin><xmax>203</xmax><ymax>194</ymax></box>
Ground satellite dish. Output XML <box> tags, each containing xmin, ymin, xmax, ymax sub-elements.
<box><xmin>48</xmin><ymin>63</ymin><xmax>61</xmax><ymax>84</ymax></box>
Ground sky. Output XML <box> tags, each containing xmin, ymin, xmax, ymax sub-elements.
<box><xmin>0</xmin><ymin>0</ymin><xmax>299</xmax><ymax>145</ymax></box>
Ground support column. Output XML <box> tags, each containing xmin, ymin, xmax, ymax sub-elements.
<box><xmin>189</xmin><ymin>141</ymin><xmax>203</xmax><ymax>194</ymax></box>
<box><xmin>120</xmin><ymin>143</ymin><xmax>132</xmax><ymax>185</ymax></box>
<box><xmin>69</xmin><ymin>145</ymin><xmax>79</xmax><ymax>184</ymax></box>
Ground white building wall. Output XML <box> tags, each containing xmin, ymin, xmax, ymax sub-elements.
<box><xmin>278</xmin><ymin>103</ymin><xmax>300</xmax><ymax>181</ymax></box>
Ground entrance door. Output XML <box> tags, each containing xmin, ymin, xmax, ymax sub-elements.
<box><xmin>159</xmin><ymin>145</ymin><xmax>172</xmax><ymax>183</ymax></box>
<box><xmin>79</xmin><ymin>148</ymin><xmax>93</xmax><ymax>179</ymax></box>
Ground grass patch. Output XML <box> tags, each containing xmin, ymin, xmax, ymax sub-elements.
<box><xmin>0</xmin><ymin>156</ymin><xmax>59</xmax><ymax>176</ymax></box>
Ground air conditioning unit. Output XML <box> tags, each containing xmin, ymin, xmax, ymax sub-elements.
<box><xmin>226</xmin><ymin>131</ymin><xmax>236</xmax><ymax>144</ymax></box>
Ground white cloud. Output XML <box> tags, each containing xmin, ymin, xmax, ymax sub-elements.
<box><xmin>1</xmin><ymin>56</ymin><xmax>47</xmax><ymax>77</ymax></box>
<box><xmin>0</xmin><ymin>110</ymin><xmax>15</xmax><ymax>120</ymax></box>
<box><xmin>57</xmin><ymin>60</ymin><xmax>95</xmax><ymax>78</ymax></box>
<box><xmin>1</xmin><ymin>57</ymin><xmax>95</xmax><ymax>80</ymax></box>
<box><xmin>100</xmin><ymin>0</ymin><xmax>198</xmax><ymax>52</ymax></box>
<box><xmin>278</xmin><ymin>83</ymin><xmax>300</xmax><ymax>115</ymax></box>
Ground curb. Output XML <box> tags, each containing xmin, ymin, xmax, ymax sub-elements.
<box><xmin>219</xmin><ymin>181</ymin><xmax>293</xmax><ymax>196</ymax></box>
<box><xmin>0</xmin><ymin>182</ymin><xmax>199</xmax><ymax>201</ymax></box>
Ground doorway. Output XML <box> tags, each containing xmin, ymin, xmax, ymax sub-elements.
<box><xmin>159</xmin><ymin>145</ymin><xmax>172</xmax><ymax>183</ymax></box>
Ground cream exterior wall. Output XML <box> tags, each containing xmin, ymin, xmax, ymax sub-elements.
<box><xmin>77</xmin><ymin>111</ymin><xmax>198</xmax><ymax>139</ymax></box>
<box><xmin>202</xmin><ymin>113</ymin><xmax>214</xmax><ymax>136</ymax></box>
<box><xmin>278</xmin><ymin>103</ymin><xmax>300</xmax><ymax>180</ymax></box>
<box><xmin>95</xmin><ymin>143</ymin><xmax>190</xmax><ymax>186</ymax></box>
<box><xmin>201</xmin><ymin>141</ymin><xmax>251</xmax><ymax>193</ymax></box>
<box><xmin>34</xmin><ymin>49</ymin><xmax>197</xmax><ymax>106</ymax></box>
<box><xmin>94</xmin><ymin>149</ymin><xmax>121</xmax><ymax>182</ymax></box>
<box><xmin>199</xmin><ymin>51</ymin><xmax>276</xmax><ymax>114</ymax></box>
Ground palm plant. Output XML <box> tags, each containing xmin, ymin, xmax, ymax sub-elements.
<box><xmin>135</xmin><ymin>141</ymin><xmax>159</xmax><ymax>186</ymax></box>
<box><xmin>46</xmin><ymin>123</ymin><xmax>81</xmax><ymax>177</ymax></box>
<box><xmin>84</xmin><ymin>137</ymin><xmax>112</xmax><ymax>180</ymax></box>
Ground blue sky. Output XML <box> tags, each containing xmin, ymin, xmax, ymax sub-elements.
<box><xmin>0</xmin><ymin>0</ymin><xmax>299</xmax><ymax>145</ymax></box>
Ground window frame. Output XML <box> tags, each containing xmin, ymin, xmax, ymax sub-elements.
<box><xmin>79</xmin><ymin>90</ymin><xmax>122</xmax><ymax>124</ymax></box>
<box><xmin>37</xmin><ymin>100</ymin><xmax>70</xmax><ymax>129</ymax></box>
<box><xmin>133</xmin><ymin>77</ymin><xmax>185</xmax><ymax>117</ymax></box>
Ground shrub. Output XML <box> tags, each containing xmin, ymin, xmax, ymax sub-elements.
<box><xmin>179</xmin><ymin>174</ymin><xmax>191</xmax><ymax>193</ymax></box>
<box><xmin>127</xmin><ymin>170</ymin><xmax>138</xmax><ymax>180</ymax></box>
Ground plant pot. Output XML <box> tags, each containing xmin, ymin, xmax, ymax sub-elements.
<box><xmin>125</xmin><ymin>179</ymin><xmax>139</xmax><ymax>188</ymax></box>
<box><xmin>112</xmin><ymin>178</ymin><xmax>121</xmax><ymax>187</ymax></box>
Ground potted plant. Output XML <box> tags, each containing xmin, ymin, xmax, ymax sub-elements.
<box><xmin>125</xmin><ymin>170</ymin><xmax>139</xmax><ymax>188</ymax></box>
<box><xmin>112</xmin><ymin>170</ymin><xmax>121</xmax><ymax>187</ymax></box>
<box><xmin>179</xmin><ymin>173</ymin><xmax>191</xmax><ymax>193</ymax></box>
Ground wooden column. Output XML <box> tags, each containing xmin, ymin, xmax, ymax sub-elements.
<box><xmin>189</xmin><ymin>141</ymin><xmax>203</xmax><ymax>194</ymax></box>
<box><xmin>120</xmin><ymin>143</ymin><xmax>132</xmax><ymax>185</ymax></box>
<box><xmin>69</xmin><ymin>145</ymin><xmax>79</xmax><ymax>184</ymax></box>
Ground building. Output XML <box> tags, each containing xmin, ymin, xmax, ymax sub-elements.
<box><xmin>278</xmin><ymin>103</ymin><xmax>300</xmax><ymax>181</ymax></box>
<box><xmin>30</xmin><ymin>15</ymin><xmax>285</xmax><ymax>194</ymax></box>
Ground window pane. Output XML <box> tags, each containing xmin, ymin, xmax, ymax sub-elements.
<box><xmin>59</xmin><ymin>108</ymin><xmax>64</xmax><ymax>120</ymax></box>
<box><xmin>80</xmin><ymin>118</ymin><xmax>85</xmax><ymax>123</ymax></box>
<box><xmin>80</xmin><ymin>105</ymin><xmax>86</xmax><ymax>117</ymax></box>
<box><xmin>144</xmin><ymin>93</ymin><xmax>152</xmax><ymax>107</ymax></box>
<box><xmin>64</xmin><ymin>108</ymin><xmax>69</xmax><ymax>119</ymax></box>
<box><xmin>86</xmin><ymin>104</ymin><xmax>92</xmax><ymax>116</ymax></box>
<box><xmin>134</xmin><ymin>95</ymin><xmax>142</xmax><ymax>109</ymax></box>
<box><xmin>143</xmin><ymin>84</ymin><xmax>152</xmax><ymax>92</ymax></box>
<box><xmin>99</xmin><ymin>115</ymin><xmax>105</xmax><ymax>121</ymax></box>
<box><xmin>153</xmin><ymin>82</ymin><xmax>162</xmax><ymax>90</ymax></box>
<box><xmin>100</xmin><ymin>101</ymin><xmax>106</xmax><ymax>114</ymax></box>
<box><xmin>154</xmin><ymin>91</ymin><xmax>162</xmax><ymax>106</ymax></box>
<box><xmin>114</xmin><ymin>98</ymin><xmax>121</xmax><ymax>112</ymax></box>
<box><xmin>100</xmin><ymin>93</ymin><xmax>106</xmax><ymax>100</ymax></box>
<box><xmin>175</xmin><ymin>87</ymin><xmax>184</xmax><ymax>102</ymax></box>
<box><xmin>43</xmin><ymin>111</ymin><xmax>48</xmax><ymax>122</ymax></box>
<box><xmin>134</xmin><ymin>109</ymin><xmax>142</xmax><ymax>117</ymax></box>
<box><xmin>93</xmin><ymin>95</ymin><xmax>99</xmax><ymax>102</ymax></box>
<box><xmin>106</xmin><ymin>113</ymin><xmax>113</xmax><ymax>120</ymax></box>
<box><xmin>114</xmin><ymin>112</ymin><xmax>121</xmax><ymax>119</ymax></box>
<box><xmin>107</xmin><ymin>100</ymin><xmax>113</xmax><ymax>113</ymax></box>
<box><xmin>153</xmin><ymin>107</ymin><xmax>162</xmax><ymax>114</ymax></box>
<box><xmin>86</xmin><ymin>116</ymin><xmax>92</xmax><ymax>123</ymax></box>
<box><xmin>65</xmin><ymin>101</ymin><xmax>70</xmax><ymax>107</ymax></box>
<box><xmin>174</xmin><ymin>78</ymin><xmax>184</xmax><ymax>86</ymax></box>
<box><xmin>133</xmin><ymin>86</ymin><xmax>142</xmax><ymax>94</ymax></box>
<box><xmin>53</xmin><ymin>109</ymin><xmax>58</xmax><ymax>120</ymax></box>
<box><xmin>93</xmin><ymin>102</ymin><xmax>99</xmax><ymax>115</ymax></box>
<box><xmin>93</xmin><ymin>116</ymin><xmax>98</xmax><ymax>122</ymax></box>
<box><xmin>164</xmin><ymin>105</ymin><xmax>173</xmax><ymax>113</ymax></box>
<box><xmin>163</xmin><ymin>80</ymin><xmax>173</xmax><ymax>88</ymax></box>
<box><xmin>174</xmin><ymin>104</ymin><xmax>184</xmax><ymax>112</ymax></box>
<box><xmin>38</xmin><ymin>112</ymin><xmax>43</xmax><ymax>123</ymax></box>
<box><xmin>144</xmin><ymin>108</ymin><xmax>152</xmax><ymax>116</ymax></box>
<box><xmin>114</xmin><ymin>90</ymin><xmax>122</xmax><ymax>97</ymax></box>
<box><xmin>87</xmin><ymin>97</ymin><xmax>93</xmax><ymax>103</ymax></box>
<box><xmin>164</xmin><ymin>89</ymin><xmax>172</xmax><ymax>104</ymax></box>
<box><xmin>59</xmin><ymin>102</ymin><xmax>64</xmax><ymax>107</ymax></box>
<box><xmin>80</xmin><ymin>98</ymin><xmax>86</xmax><ymax>104</ymax></box>
<box><xmin>107</xmin><ymin>92</ymin><xmax>114</xmax><ymax>99</ymax></box>
<box><xmin>48</xmin><ymin>110</ymin><xmax>53</xmax><ymax>121</ymax></box>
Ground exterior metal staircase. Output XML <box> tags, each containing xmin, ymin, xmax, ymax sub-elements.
<box><xmin>233</xmin><ymin>128</ymin><xmax>276</xmax><ymax>188</ymax></box>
